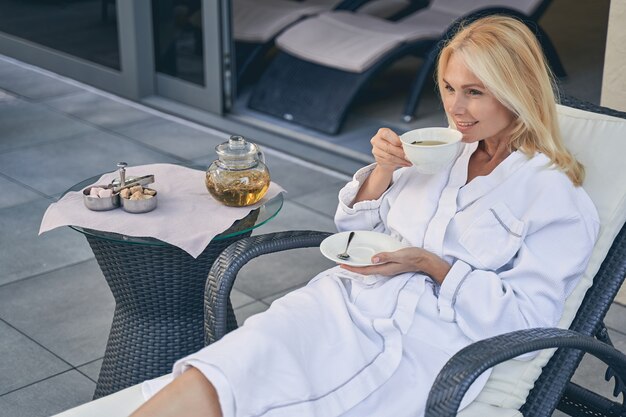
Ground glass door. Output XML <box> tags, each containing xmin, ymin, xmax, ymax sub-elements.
<box><xmin>0</xmin><ymin>0</ymin><xmax>121</xmax><ymax>70</ymax></box>
<box><xmin>152</xmin><ymin>0</ymin><xmax>232</xmax><ymax>114</ymax></box>
<box><xmin>0</xmin><ymin>0</ymin><xmax>231</xmax><ymax>114</ymax></box>
<box><xmin>0</xmin><ymin>0</ymin><xmax>133</xmax><ymax>96</ymax></box>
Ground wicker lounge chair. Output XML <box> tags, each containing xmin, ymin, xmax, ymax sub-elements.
<box><xmin>53</xmin><ymin>97</ymin><xmax>626</xmax><ymax>417</ymax></box>
<box><xmin>233</xmin><ymin>0</ymin><xmax>427</xmax><ymax>84</ymax></box>
<box><xmin>247</xmin><ymin>0</ymin><xmax>563</xmax><ymax>134</ymax></box>
<box><xmin>205</xmin><ymin>97</ymin><xmax>626</xmax><ymax>417</ymax></box>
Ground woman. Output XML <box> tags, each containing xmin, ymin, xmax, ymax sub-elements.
<box><xmin>132</xmin><ymin>15</ymin><xmax>599</xmax><ymax>417</ymax></box>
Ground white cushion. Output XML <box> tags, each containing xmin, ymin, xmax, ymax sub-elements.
<box><xmin>234</xmin><ymin>0</ymin><xmax>418</xmax><ymax>45</ymax></box>
<box><xmin>233</xmin><ymin>0</ymin><xmax>339</xmax><ymax>43</ymax></box>
<box><xmin>276</xmin><ymin>10</ymin><xmax>450</xmax><ymax>73</ymax></box>
<box><xmin>50</xmin><ymin>382</ymin><xmax>145</xmax><ymax>417</ymax></box>
<box><xmin>469</xmin><ymin>104</ymin><xmax>626</xmax><ymax>411</ymax></box>
<box><xmin>430</xmin><ymin>0</ymin><xmax>539</xmax><ymax>16</ymax></box>
<box><xmin>276</xmin><ymin>0</ymin><xmax>542</xmax><ymax>73</ymax></box>
<box><xmin>460</xmin><ymin>401</ymin><xmax>523</xmax><ymax>417</ymax></box>
<box><xmin>51</xmin><ymin>380</ymin><xmax>523</xmax><ymax>417</ymax></box>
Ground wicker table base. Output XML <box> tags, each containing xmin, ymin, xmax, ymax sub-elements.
<box><xmin>86</xmin><ymin>233</ymin><xmax>246</xmax><ymax>399</ymax></box>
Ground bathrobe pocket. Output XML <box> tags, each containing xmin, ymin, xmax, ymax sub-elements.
<box><xmin>459</xmin><ymin>202</ymin><xmax>525</xmax><ymax>270</ymax></box>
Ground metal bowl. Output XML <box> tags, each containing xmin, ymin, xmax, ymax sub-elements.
<box><xmin>121</xmin><ymin>189</ymin><xmax>158</xmax><ymax>214</ymax></box>
<box><xmin>83</xmin><ymin>185</ymin><xmax>120</xmax><ymax>211</ymax></box>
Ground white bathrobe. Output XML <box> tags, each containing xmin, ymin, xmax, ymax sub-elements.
<box><xmin>143</xmin><ymin>142</ymin><xmax>599</xmax><ymax>417</ymax></box>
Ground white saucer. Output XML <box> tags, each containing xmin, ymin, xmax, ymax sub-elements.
<box><xmin>320</xmin><ymin>231</ymin><xmax>408</xmax><ymax>267</ymax></box>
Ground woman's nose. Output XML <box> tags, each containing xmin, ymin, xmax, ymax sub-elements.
<box><xmin>448</xmin><ymin>96</ymin><xmax>466</xmax><ymax>115</ymax></box>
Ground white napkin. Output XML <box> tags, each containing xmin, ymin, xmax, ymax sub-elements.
<box><xmin>39</xmin><ymin>163</ymin><xmax>285</xmax><ymax>258</ymax></box>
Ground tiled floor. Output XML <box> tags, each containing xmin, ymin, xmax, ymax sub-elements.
<box><xmin>1</xmin><ymin>3</ymin><xmax>625</xmax><ymax>412</ymax></box>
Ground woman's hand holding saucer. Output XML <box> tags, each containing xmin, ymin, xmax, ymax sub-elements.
<box><xmin>340</xmin><ymin>247</ymin><xmax>451</xmax><ymax>284</ymax></box>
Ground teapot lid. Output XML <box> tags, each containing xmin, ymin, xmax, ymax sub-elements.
<box><xmin>215</xmin><ymin>135</ymin><xmax>259</xmax><ymax>163</ymax></box>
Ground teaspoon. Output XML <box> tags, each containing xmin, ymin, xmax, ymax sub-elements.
<box><xmin>337</xmin><ymin>231</ymin><xmax>355</xmax><ymax>260</ymax></box>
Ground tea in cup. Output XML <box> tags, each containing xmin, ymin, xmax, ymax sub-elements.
<box><xmin>400</xmin><ymin>127</ymin><xmax>462</xmax><ymax>174</ymax></box>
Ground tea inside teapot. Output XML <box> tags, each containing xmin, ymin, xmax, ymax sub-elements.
<box><xmin>205</xmin><ymin>135</ymin><xmax>271</xmax><ymax>207</ymax></box>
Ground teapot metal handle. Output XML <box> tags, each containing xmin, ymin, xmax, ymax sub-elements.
<box><xmin>256</xmin><ymin>146</ymin><xmax>265</xmax><ymax>164</ymax></box>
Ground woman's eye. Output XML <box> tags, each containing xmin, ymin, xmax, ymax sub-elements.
<box><xmin>468</xmin><ymin>89</ymin><xmax>483</xmax><ymax>96</ymax></box>
<box><xmin>444</xmin><ymin>84</ymin><xmax>454</xmax><ymax>92</ymax></box>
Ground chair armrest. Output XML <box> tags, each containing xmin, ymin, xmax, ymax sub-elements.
<box><xmin>204</xmin><ymin>230</ymin><xmax>332</xmax><ymax>345</ymax></box>
<box><xmin>425</xmin><ymin>328</ymin><xmax>626</xmax><ymax>417</ymax></box>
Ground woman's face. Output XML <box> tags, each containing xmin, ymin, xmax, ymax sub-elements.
<box><xmin>441</xmin><ymin>52</ymin><xmax>515</xmax><ymax>145</ymax></box>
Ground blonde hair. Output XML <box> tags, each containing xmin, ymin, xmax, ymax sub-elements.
<box><xmin>436</xmin><ymin>15</ymin><xmax>584</xmax><ymax>186</ymax></box>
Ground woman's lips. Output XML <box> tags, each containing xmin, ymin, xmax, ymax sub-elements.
<box><xmin>455</xmin><ymin>121</ymin><xmax>477</xmax><ymax>133</ymax></box>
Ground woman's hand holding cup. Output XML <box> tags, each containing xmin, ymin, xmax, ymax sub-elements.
<box><xmin>353</xmin><ymin>128</ymin><xmax>412</xmax><ymax>204</ymax></box>
<box><xmin>371</xmin><ymin>128</ymin><xmax>412</xmax><ymax>172</ymax></box>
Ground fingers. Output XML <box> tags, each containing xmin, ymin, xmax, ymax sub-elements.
<box><xmin>372</xmin><ymin>147</ymin><xmax>412</xmax><ymax>168</ymax></box>
<box><xmin>340</xmin><ymin>264</ymin><xmax>382</xmax><ymax>275</ymax></box>
<box><xmin>371</xmin><ymin>128</ymin><xmax>412</xmax><ymax>168</ymax></box>
<box><xmin>372</xmin><ymin>128</ymin><xmax>403</xmax><ymax>156</ymax></box>
<box><xmin>340</xmin><ymin>261</ymin><xmax>407</xmax><ymax>277</ymax></box>
<box><xmin>373</xmin><ymin>251</ymin><xmax>405</xmax><ymax>266</ymax></box>
<box><xmin>371</xmin><ymin>252</ymin><xmax>388</xmax><ymax>264</ymax></box>
<box><xmin>339</xmin><ymin>251</ymin><xmax>397</xmax><ymax>276</ymax></box>
<box><xmin>377</xmin><ymin>127</ymin><xmax>403</xmax><ymax>146</ymax></box>
<box><xmin>339</xmin><ymin>247</ymin><xmax>428</xmax><ymax>277</ymax></box>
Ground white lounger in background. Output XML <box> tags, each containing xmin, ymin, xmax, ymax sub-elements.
<box><xmin>232</xmin><ymin>0</ymin><xmax>341</xmax><ymax>44</ymax></box>
<box><xmin>232</xmin><ymin>0</ymin><xmax>417</xmax><ymax>83</ymax></box>
<box><xmin>275</xmin><ymin>0</ymin><xmax>542</xmax><ymax>73</ymax></box>
<box><xmin>247</xmin><ymin>0</ymin><xmax>561</xmax><ymax>134</ymax></box>
<box><xmin>233</xmin><ymin>0</ymin><xmax>411</xmax><ymax>43</ymax></box>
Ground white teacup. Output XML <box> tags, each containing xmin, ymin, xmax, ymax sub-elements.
<box><xmin>400</xmin><ymin>127</ymin><xmax>463</xmax><ymax>174</ymax></box>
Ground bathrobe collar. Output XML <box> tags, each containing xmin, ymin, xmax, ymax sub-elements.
<box><xmin>422</xmin><ymin>143</ymin><xmax>530</xmax><ymax>256</ymax></box>
<box><xmin>456</xmin><ymin>144</ymin><xmax>531</xmax><ymax>211</ymax></box>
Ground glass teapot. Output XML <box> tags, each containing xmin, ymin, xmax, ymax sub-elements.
<box><xmin>205</xmin><ymin>135</ymin><xmax>270</xmax><ymax>207</ymax></box>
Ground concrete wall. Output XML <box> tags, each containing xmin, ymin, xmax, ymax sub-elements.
<box><xmin>601</xmin><ymin>0</ymin><xmax>626</xmax><ymax>111</ymax></box>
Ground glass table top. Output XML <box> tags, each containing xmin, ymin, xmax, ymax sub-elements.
<box><xmin>63</xmin><ymin>171</ymin><xmax>283</xmax><ymax>247</ymax></box>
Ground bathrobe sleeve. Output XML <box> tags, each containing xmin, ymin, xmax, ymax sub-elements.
<box><xmin>334</xmin><ymin>164</ymin><xmax>404</xmax><ymax>233</ymax></box>
<box><xmin>437</xmin><ymin>182</ymin><xmax>600</xmax><ymax>344</ymax></box>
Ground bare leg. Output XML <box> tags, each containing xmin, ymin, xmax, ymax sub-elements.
<box><xmin>130</xmin><ymin>367</ymin><xmax>223</xmax><ymax>417</ymax></box>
